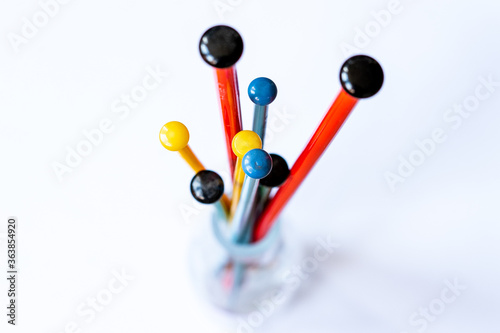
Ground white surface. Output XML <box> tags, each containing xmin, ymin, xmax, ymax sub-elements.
<box><xmin>1</xmin><ymin>0</ymin><xmax>500</xmax><ymax>332</ymax></box>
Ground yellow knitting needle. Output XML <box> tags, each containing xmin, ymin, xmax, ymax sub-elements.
<box><xmin>159</xmin><ymin>121</ymin><xmax>230</xmax><ymax>214</ymax></box>
<box><xmin>229</xmin><ymin>130</ymin><xmax>262</xmax><ymax>220</ymax></box>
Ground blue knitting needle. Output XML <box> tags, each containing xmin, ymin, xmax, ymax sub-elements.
<box><xmin>248</xmin><ymin>78</ymin><xmax>277</xmax><ymax>147</ymax></box>
<box><xmin>228</xmin><ymin>149</ymin><xmax>272</xmax><ymax>301</ymax></box>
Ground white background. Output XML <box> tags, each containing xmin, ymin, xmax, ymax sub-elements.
<box><xmin>1</xmin><ymin>0</ymin><xmax>500</xmax><ymax>332</ymax></box>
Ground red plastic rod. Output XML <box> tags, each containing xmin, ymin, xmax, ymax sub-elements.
<box><xmin>215</xmin><ymin>67</ymin><xmax>242</xmax><ymax>177</ymax></box>
<box><xmin>253</xmin><ymin>90</ymin><xmax>358</xmax><ymax>241</ymax></box>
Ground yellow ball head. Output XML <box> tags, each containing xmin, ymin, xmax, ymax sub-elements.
<box><xmin>159</xmin><ymin>121</ymin><xmax>190</xmax><ymax>151</ymax></box>
<box><xmin>232</xmin><ymin>130</ymin><xmax>262</xmax><ymax>157</ymax></box>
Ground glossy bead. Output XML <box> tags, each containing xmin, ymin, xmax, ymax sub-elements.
<box><xmin>260</xmin><ymin>154</ymin><xmax>290</xmax><ymax>188</ymax></box>
<box><xmin>190</xmin><ymin>170</ymin><xmax>225</xmax><ymax>204</ymax></box>
<box><xmin>159</xmin><ymin>121</ymin><xmax>189</xmax><ymax>151</ymax></box>
<box><xmin>248</xmin><ymin>77</ymin><xmax>278</xmax><ymax>106</ymax></box>
<box><xmin>340</xmin><ymin>55</ymin><xmax>384</xmax><ymax>99</ymax></box>
<box><xmin>232</xmin><ymin>130</ymin><xmax>262</xmax><ymax>158</ymax></box>
<box><xmin>242</xmin><ymin>149</ymin><xmax>272</xmax><ymax>179</ymax></box>
<box><xmin>199</xmin><ymin>25</ymin><xmax>243</xmax><ymax>69</ymax></box>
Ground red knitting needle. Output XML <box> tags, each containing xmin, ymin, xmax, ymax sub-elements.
<box><xmin>199</xmin><ymin>25</ymin><xmax>243</xmax><ymax>177</ymax></box>
<box><xmin>253</xmin><ymin>55</ymin><xmax>384</xmax><ymax>241</ymax></box>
